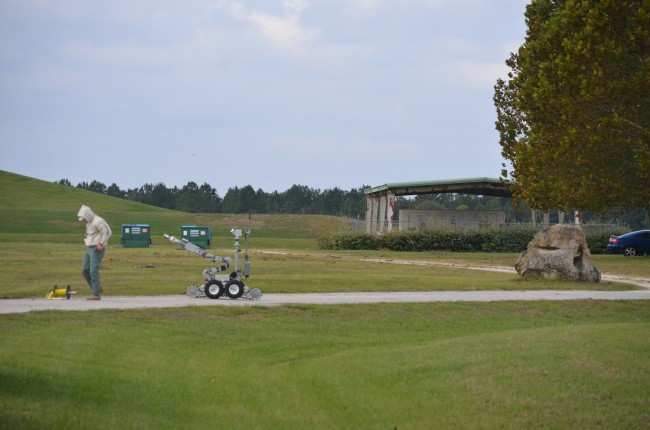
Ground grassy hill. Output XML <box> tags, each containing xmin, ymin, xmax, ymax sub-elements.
<box><xmin>0</xmin><ymin>170</ymin><xmax>348</xmax><ymax>244</ymax></box>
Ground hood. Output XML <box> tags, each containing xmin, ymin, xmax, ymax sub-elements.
<box><xmin>77</xmin><ymin>205</ymin><xmax>95</xmax><ymax>222</ymax></box>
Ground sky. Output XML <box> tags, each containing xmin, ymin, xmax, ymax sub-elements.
<box><xmin>0</xmin><ymin>0</ymin><xmax>529</xmax><ymax>194</ymax></box>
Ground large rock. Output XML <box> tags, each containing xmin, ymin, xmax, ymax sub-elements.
<box><xmin>515</xmin><ymin>225</ymin><xmax>601</xmax><ymax>282</ymax></box>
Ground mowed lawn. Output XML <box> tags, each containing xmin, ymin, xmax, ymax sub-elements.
<box><xmin>1</xmin><ymin>171</ymin><xmax>649</xmax><ymax>428</ymax></box>
<box><xmin>0</xmin><ymin>242</ymin><xmax>647</xmax><ymax>299</ymax></box>
<box><xmin>1</xmin><ymin>301</ymin><xmax>649</xmax><ymax>429</ymax></box>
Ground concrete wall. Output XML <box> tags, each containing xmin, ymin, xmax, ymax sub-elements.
<box><xmin>399</xmin><ymin>209</ymin><xmax>506</xmax><ymax>230</ymax></box>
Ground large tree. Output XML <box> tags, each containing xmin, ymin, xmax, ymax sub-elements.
<box><xmin>494</xmin><ymin>0</ymin><xmax>649</xmax><ymax>214</ymax></box>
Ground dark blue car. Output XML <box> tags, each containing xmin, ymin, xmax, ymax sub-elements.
<box><xmin>607</xmin><ymin>230</ymin><xmax>650</xmax><ymax>257</ymax></box>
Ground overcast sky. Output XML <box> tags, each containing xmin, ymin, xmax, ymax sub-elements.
<box><xmin>0</xmin><ymin>0</ymin><xmax>528</xmax><ymax>193</ymax></box>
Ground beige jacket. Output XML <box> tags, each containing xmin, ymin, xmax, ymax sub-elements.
<box><xmin>77</xmin><ymin>205</ymin><xmax>112</xmax><ymax>247</ymax></box>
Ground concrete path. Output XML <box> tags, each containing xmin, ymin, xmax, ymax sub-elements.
<box><xmin>1</xmin><ymin>290</ymin><xmax>650</xmax><ymax>315</ymax></box>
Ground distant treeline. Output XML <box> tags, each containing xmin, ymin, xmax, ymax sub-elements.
<box><xmin>55</xmin><ymin>178</ymin><xmax>519</xmax><ymax>219</ymax></box>
<box><xmin>55</xmin><ymin>179</ymin><xmax>369</xmax><ymax>217</ymax></box>
<box><xmin>55</xmin><ymin>179</ymin><xmax>647</xmax><ymax>228</ymax></box>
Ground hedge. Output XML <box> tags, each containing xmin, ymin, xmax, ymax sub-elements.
<box><xmin>318</xmin><ymin>225</ymin><xmax>629</xmax><ymax>254</ymax></box>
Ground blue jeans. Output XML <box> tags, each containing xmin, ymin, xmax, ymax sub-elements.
<box><xmin>82</xmin><ymin>246</ymin><xmax>105</xmax><ymax>296</ymax></box>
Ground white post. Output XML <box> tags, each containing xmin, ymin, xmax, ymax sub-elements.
<box><xmin>378</xmin><ymin>194</ymin><xmax>387</xmax><ymax>233</ymax></box>
<box><xmin>371</xmin><ymin>196</ymin><xmax>380</xmax><ymax>233</ymax></box>
<box><xmin>365</xmin><ymin>196</ymin><xmax>373</xmax><ymax>233</ymax></box>
<box><xmin>386</xmin><ymin>192</ymin><xmax>395</xmax><ymax>233</ymax></box>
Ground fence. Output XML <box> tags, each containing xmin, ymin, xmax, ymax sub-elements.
<box><xmin>347</xmin><ymin>217</ymin><xmax>621</xmax><ymax>234</ymax></box>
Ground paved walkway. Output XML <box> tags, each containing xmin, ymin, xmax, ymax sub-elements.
<box><xmin>1</xmin><ymin>290</ymin><xmax>649</xmax><ymax>315</ymax></box>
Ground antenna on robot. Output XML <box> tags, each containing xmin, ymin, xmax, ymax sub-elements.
<box><xmin>243</xmin><ymin>213</ymin><xmax>251</xmax><ymax>277</ymax></box>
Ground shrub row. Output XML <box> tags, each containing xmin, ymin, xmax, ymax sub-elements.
<box><xmin>319</xmin><ymin>226</ymin><xmax>629</xmax><ymax>254</ymax></box>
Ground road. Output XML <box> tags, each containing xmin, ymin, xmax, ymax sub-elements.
<box><xmin>1</xmin><ymin>289</ymin><xmax>650</xmax><ymax>315</ymax></box>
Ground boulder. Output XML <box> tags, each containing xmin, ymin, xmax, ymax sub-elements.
<box><xmin>515</xmin><ymin>225</ymin><xmax>601</xmax><ymax>282</ymax></box>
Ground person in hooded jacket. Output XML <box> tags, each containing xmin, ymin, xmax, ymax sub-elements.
<box><xmin>77</xmin><ymin>205</ymin><xmax>112</xmax><ymax>300</ymax></box>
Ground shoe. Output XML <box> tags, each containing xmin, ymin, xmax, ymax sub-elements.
<box><xmin>86</xmin><ymin>296</ymin><xmax>101</xmax><ymax>301</ymax></box>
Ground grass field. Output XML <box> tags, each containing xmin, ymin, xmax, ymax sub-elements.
<box><xmin>0</xmin><ymin>243</ymin><xmax>645</xmax><ymax>299</ymax></box>
<box><xmin>2</xmin><ymin>170</ymin><xmax>646</xmax><ymax>299</ymax></box>
<box><xmin>1</xmin><ymin>170</ymin><xmax>649</xmax><ymax>429</ymax></box>
<box><xmin>1</xmin><ymin>301</ymin><xmax>649</xmax><ymax>429</ymax></box>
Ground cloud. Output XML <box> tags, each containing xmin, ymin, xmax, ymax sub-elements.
<box><xmin>217</xmin><ymin>0</ymin><xmax>319</xmax><ymax>54</ymax></box>
<box><xmin>284</xmin><ymin>0</ymin><xmax>309</xmax><ymax>13</ymax></box>
<box><xmin>213</xmin><ymin>0</ymin><xmax>247</xmax><ymax>20</ymax></box>
<box><xmin>249</xmin><ymin>12</ymin><xmax>318</xmax><ymax>53</ymax></box>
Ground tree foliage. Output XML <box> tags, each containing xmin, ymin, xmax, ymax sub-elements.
<box><xmin>494</xmin><ymin>0</ymin><xmax>650</xmax><ymax>213</ymax></box>
<box><xmin>175</xmin><ymin>182</ymin><xmax>220</xmax><ymax>213</ymax></box>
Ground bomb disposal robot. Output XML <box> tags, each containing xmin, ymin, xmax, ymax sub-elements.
<box><xmin>163</xmin><ymin>226</ymin><xmax>261</xmax><ymax>300</ymax></box>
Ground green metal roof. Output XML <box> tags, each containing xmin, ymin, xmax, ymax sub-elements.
<box><xmin>364</xmin><ymin>177</ymin><xmax>512</xmax><ymax>197</ymax></box>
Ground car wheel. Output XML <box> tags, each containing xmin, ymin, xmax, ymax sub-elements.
<box><xmin>623</xmin><ymin>246</ymin><xmax>637</xmax><ymax>257</ymax></box>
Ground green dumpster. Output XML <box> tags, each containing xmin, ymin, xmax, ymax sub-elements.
<box><xmin>121</xmin><ymin>224</ymin><xmax>151</xmax><ymax>248</ymax></box>
<box><xmin>181</xmin><ymin>225</ymin><xmax>211</xmax><ymax>248</ymax></box>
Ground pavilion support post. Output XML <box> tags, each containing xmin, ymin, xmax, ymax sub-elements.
<box><xmin>386</xmin><ymin>192</ymin><xmax>395</xmax><ymax>233</ymax></box>
<box><xmin>365</xmin><ymin>196</ymin><xmax>373</xmax><ymax>233</ymax></box>
<box><xmin>372</xmin><ymin>196</ymin><xmax>380</xmax><ymax>232</ymax></box>
<box><xmin>365</xmin><ymin>195</ymin><xmax>382</xmax><ymax>233</ymax></box>
<box><xmin>378</xmin><ymin>194</ymin><xmax>387</xmax><ymax>233</ymax></box>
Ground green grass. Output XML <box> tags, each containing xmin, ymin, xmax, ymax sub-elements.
<box><xmin>0</xmin><ymin>242</ymin><xmax>641</xmax><ymax>299</ymax></box>
<box><xmin>1</xmin><ymin>301</ymin><xmax>649</xmax><ymax>429</ymax></box>
<box><xmin>2</xmin><ymin>170</ymin><xmax>650</xmax><ymax>429</ymax></box>
<box><xmin>329</xmin><ymin>249</ymin><xmax>650</xmax><ymax>278</ymax></box>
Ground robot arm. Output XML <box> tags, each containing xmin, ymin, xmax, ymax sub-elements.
<box><xmin>163</xmin><ymin>234</ymin><xmax>231</xmax><ymax>266</ymax></box>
